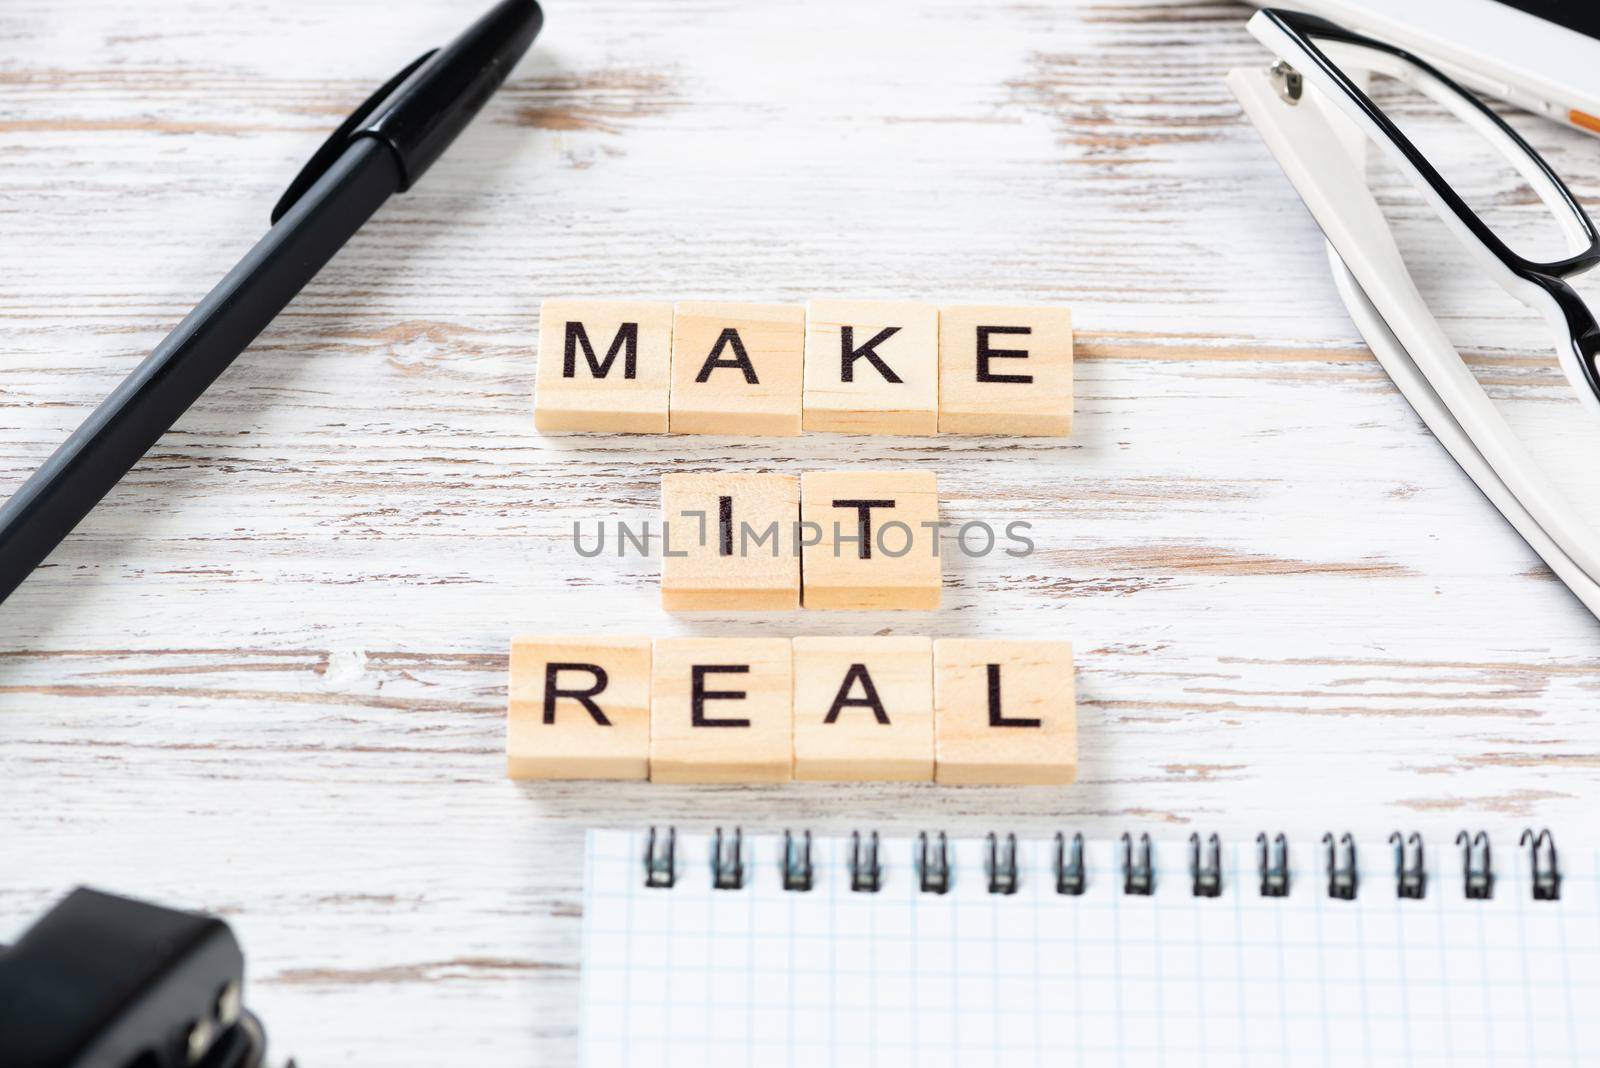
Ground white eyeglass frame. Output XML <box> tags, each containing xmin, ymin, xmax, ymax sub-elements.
<box><xmin>1229</xmin><ymin>11</ymin><xmax>1600</xmax><ymax>613</ymax></box>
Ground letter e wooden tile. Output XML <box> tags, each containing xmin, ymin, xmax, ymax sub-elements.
<box><xmin>938</xmin><ymin>305</ymin><xmax>1072</xmax><ymax>436</ymax></box>
<box><xmin>650</xmin><ymin>638</ymin><xmax>793</xmax><ymax>783</ymax></box>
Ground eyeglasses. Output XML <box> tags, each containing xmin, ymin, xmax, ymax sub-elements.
<box><xmin>1231</xmin><ymin>8</ymin><xmax>1600</xmax><ymax>616</ymax></box>
<box><xmin>1254</xmin><ymin>8</ymin><xmax>1600</xmax><ymax>415</ymax></box>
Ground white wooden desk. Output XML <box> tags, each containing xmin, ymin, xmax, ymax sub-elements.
<box><xmin>3</xmin><ymin>0</ymin><xmax>1598</xmax><ymax>1062</ymax></box>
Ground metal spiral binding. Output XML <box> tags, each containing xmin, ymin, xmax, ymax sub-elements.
<box><xmin>918</xmin><ymin>832</ymin><xmax>950</xmax><ymax>895</ymax></box>
<box><xmin>711</xmin><ymin>827</ymin><xmax>745</xmax><ymax>890</ymax></box>
<box><xmin>1122</xmin><ymin>832</ymin><xmax>1154</xmax><ymax>896</ymax></box>
<box><xmin>782</xmin><ymin>829</ymin><xmax>813</xmax><ymax>892</ymax></box>
<box><xmin>1323</xmin><ymin>832</ymin><xmax>1357</xmax><ymax>900</ymax></box>
<box><xmin>851</xmin><ymin>830</ymin><xmax>882</xmax><ymax>893</ymax></box>
<box><xmin>1054</xmin><ymin>832</ymin><xmax>1086</xmax><ymax>896</ymax></box>
<box><xmin>1521</xmin><ymin>828</ymin><xmax>1561</xmax><ymax>901</ymax></box>
<box><xmin>1456</xmin><ymin>830</ymin><xmax>1493</xmax><ymax>900</ymax></box>
<box><xmin>1258</xmin><ymin>833</ymin><xmax>1289</xmax><ymax>898</ymax></box>
<box><xmin>644</xmin><ymin>826</ymin><xmax>676</xmax><ymax>889</ymax></box>
<box><xmin>987</xmin><ymin>833</ymin><xmax>1019</xmax><ymax>895</ymax></box>
<box><xmin>1189</xmin><ymin>833</ymin><xmax>1222</xmax><ymax>898</ymax></box>
<box><xmin>1390</xmin><ymin>832</ymin><xmax>1426</xmax><ymax>899</ymax></box>
<box><xmin>637</xmin><ymin>827</ymin><xmax>1565</xmax><ymax>902</ymax></box>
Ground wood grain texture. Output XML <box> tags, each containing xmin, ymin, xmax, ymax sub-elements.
<box><xmin>2</xmin><ymin>0</ymin><xmax>1600</xmax><ymax>1063</ymax></box>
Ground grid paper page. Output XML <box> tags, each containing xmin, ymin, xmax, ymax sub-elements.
<box><xmin>581</xmin><ymin>830</ymin><xmax>1600</xmax><ymax>1068</ymax></box>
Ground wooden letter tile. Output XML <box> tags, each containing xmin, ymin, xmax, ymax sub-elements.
<box><xmin>803</xmin><ymin>299</ymin><xmax>939</xmax><ymax>435</ymax></box>
<box><xmin>534</xmin><ymin>299</ymin><xmax>673</xmax><ymax>433</ymax></box>
<box><xmin>792</xmin><ymin>636</ymin><xmax>934</xmax><ymax>781</ymax></box>
<box><xmin>650</xmin><ymin>638</ymin><xmax>793</xmax><ymax>783</ymax></box>
<box><xmin>800</xmin><ymin>470</ymin><xmax>940</xmax><ymax>609</ymax></box>
<box><xmin>938</xmin><ymin>305</ymin><xmax>1073</xmax><ymax>436</ymax></box>
<box><xmin>933</xmin><ymin>639</ymin><xmax>1076</xmax><ymax>785</ymax></box>
<box><xmin>661</xmin><ymin>473</ymin><xmax>800</xmax><ymax>611</ymax></box>
<box><xmin>670</xmin><ymin>302</ymin><xmax>804</xmax><ymax>435</ymax></box>
<box><xmin>506</xmin><ymin>636</ymin><xmax>652</xmax><ymax>780</ymax></box>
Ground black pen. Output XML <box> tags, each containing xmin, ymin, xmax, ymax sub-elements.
<box><xmin>0</xmin><ymin>0</ymin><xmax>543</xmax><ymax>606</ymax></box>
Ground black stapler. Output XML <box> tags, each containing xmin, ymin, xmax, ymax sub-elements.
<box><xmin>0</xmin><ymin>888</ymin><xmax>287</xmax><ymax>1068</ymax></box>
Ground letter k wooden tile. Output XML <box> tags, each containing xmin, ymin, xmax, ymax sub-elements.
<box><xmin>534</xmin><ymin>299</ymin><xmax>673</xmax><ymax>433</ymax></box>
<box><xmin>506</xmin><ymin>636</ymin><xmax>653</xmax><ymax>780</ymax></box>
<box><xmin>803</xmin><ymin>299</ymin><xmax>938</xmax><ymax>435</ymax></box>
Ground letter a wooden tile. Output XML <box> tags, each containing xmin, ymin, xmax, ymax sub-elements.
<box><xmin>792</xmin><ymin>636</ymin><xmax>934</xmax><ymax>781</ymax></box>
<box><xmin>670</xmin><ymin>302</ymin><xmax>804</xmax><ymax>435</ymax></box>
<box><xmin>506</xmin><ymin>636</ymin><xmax>653</xmax><ymax>780</ymax></box>
<box><xmin>534</xmin><ymin>299</ymin><xmax>673</xmax><ymax>433</ymax></box>
<box><xmin>933</xmin><ymin>639</ymin><xmax>1076</xmax><ymax>785</ymax></box>
<box><xmin>803</xmin><ymin>299</ymin><xmax>939</xmax><ymax>435</ymax></box>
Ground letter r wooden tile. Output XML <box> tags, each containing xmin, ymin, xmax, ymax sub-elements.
<box><xmin>650</xmin><ymin>638</ymin><xmax>793</xmax><ymax>783</ymax></box>
<box><xmin>534</xmin><ymin>299</ymin><xmax>673</xmax><ymax>433</ymax></box>
<box><xmin>792</xmin><ymin>636</ymin><xmax>934</xmax><ymax>781</ymax></box>
<box><xmin>506</xmin><ymin>636</ymin><xmax>653</xmax><ymax>780</ymax></box>
<box><xmin>933</xmin><ymin>638</ymin><xmax>1076</xmax><ymax>784</ymax></box>
<box><xmin>938</xmin><ymin>304</ymin><xmax>1073</xmax><ymax>436</ymax></box>
<box><xmin>670</xmin><ymin>301</ymin><xmax>804</xmax><ymax>435</ymax></box>
<box><xmin>803</xmin><ymin>299</ymin><xmax>939</xmax><ymax>435</ymax></box>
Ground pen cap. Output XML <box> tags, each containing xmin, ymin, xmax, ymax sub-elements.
<box><xmin>367</xmin><ymin>0</ymin><xmax>543</xmax><ymax>190</ymax></box>
<box><xmin>273</xmin><ymin>0</ymin><xmax>542</xmax><ymax>222</ymax></box>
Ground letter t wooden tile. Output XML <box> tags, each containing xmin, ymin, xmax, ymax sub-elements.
<box><xmin>800</xmin><ymin>470</ymin><xmax>940</xmax><ymax>609</ymax></box>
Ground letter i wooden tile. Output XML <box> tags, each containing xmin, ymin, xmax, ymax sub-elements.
<box><xmin>650</xmin><ymin>638</ymin><xmax>793</xmax><ymax>783</ymax></box>
<box><xmin>670</xmin><ymin>302</ymin><xmax>804</xmax><ymax>435</ymax></box>
<box><xmin>938</xmin><ymin>304</ymin><xmax>1073</xmax><ymax>436</ymax></box>
<box><xmin>933</xmin><ymin>638</ymin><xmax>1076</xmax><ymax>784</ymax></box>
<box><xmin>792</xmin><ymin>636</ymin><xmax>934</xmax><ymax>781</ymax></box>
<box><xmin>803</xmin><ymin>299</ymin><xmax>939</xmax><ymax>435</ymax></box>
<box><xmin>534</xmin><ymin>299</ymin><xmax>673</xmax><ymax>433</ymax></box>
<box><xmin>661</xmin><ymin>473</ymin><xmax>800</xmax><ymax>611</ymax></box>
<box><xmin>506</xmin><ymin>636</ymin><xmax>653</xmax><ymax>780</ymax></box>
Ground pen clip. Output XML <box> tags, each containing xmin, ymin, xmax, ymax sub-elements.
<box><xmin>271</xmin><ymin>48</ymin><xmax>438</xmax><ymax>225</ymax></box>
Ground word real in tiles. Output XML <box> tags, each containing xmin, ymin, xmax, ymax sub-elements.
<box><xmin>505</xmin><ymin>636</ymin><xmax>1077</xmax><ymax>786</ymax></box>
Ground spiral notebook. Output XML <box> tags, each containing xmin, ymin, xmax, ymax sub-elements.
<box><xmin>580</xmin><ymin>827</ymin><xmax>1599</xmax><ymax>1067</ymax></box>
